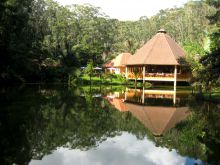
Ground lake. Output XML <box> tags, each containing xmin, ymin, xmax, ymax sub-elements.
<box><xmin>0</xmin><ymin>84</ymin><xmax>220</xmax><ymax>165</ymax></box>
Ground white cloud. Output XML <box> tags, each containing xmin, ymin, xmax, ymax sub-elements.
<box><xmin>30</xmin><ymin>132</ymin><xmax>189</xmax><ymax>165</ymax></box>
<box><xmin>54</xmin><ymin>0</ymin><xmax>188</xmax><ymax>20</ymax></box>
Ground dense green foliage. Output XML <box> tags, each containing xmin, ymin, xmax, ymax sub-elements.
<box><xmin>0</xmin><ymin>0</ymin><xmax>219</xmax><ymax>85</ymax></box>
<box><xmin>199</xmin><ymin>0</ymin><xmax>220</xmax><ymax>92</ymax></box>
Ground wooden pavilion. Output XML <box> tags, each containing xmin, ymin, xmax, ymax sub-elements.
<box><xmin>125</xmin><ymin>29</ymin><xmax>191</xmax><ymax>91</ymax></box>
<box><xmin>103</xmin><ymin>53</ymin><xmax>132</xmax><ymax>75</ymax></box>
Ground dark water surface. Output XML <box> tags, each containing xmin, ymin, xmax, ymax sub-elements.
<box><xmin>0</xmin><ymin>85</ymin><xmax>220</xmax><ymax>165</ymax></box>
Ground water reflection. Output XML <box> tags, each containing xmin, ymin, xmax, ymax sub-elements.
<box><xmin>30</xmin><ymin>132</ymin><xmax>188</xmax><ymax>165</ymax></box>
<box><xmin>106</xmin><ymin>87</ymin><xmax>190</xmax><ymax>136</ymax></box>
<box><xmin>0</xmin><ymin>85</ymin><xmax>220</xmax><ymax>165</ymax></box>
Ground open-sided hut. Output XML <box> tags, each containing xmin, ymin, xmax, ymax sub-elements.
<box><xmin>125</xmin><ymin>29</ymin><xmax>191</xmax><ymax>91</ymax></box>
<box><xmin>103</xmin><ymin>53</ymin><xmax>132</xmax><ymax>75</ymax></box>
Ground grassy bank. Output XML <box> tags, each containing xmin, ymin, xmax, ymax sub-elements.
<box><xmin>69</xmin><ymin>74</ymin><xmax>150</xmax><ymax>86</ymax></box>
<box><xmin>78</xmin><ymin>75</ymin><xmax>129</xmax><ymax>85</ymax></box>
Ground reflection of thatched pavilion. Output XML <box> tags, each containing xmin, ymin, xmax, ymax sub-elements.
<box><xmin>125</xmin><ymin>103</ymin><xmax>189</xmax><ymax>136</ymax></box>
<box><xmin>105</xmin><ymin>97</ymin><xmax>127</xmax><ymax>112</ymax></box>
<box><xmin>125</xmin><ymin>29</ymin><xmax>191</xmax><ymax>91</ymax></box>
<box><xmin>105</xmin><ymin>88</ymin><xmax>190</xmax><ymax>136</ymax></box>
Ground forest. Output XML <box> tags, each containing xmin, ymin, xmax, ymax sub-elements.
<box><xmin>0</xmin><ymin>0</ymin><xmax>219</xmax><ymax>89</ymax></box>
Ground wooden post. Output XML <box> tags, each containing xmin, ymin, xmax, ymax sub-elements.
<box><xmin>125</xmin><ymin>87</ymin><xmax>128</xmax><ymax>101</ymax></box>
<box><xmin>173</xmin><ymin>90</ymin><xmax>176</xmax><ymax>105</ymax></box>
<box><xmin>143</xmin><ymin>66</ymin><xmax>145</xmax><ymax>84</ymax></box>
<box><xmin>125</xmin><ymin>66</ymin><xmax>128</xmax><ymax>79</ymax></box>
<box><xmin>142</xmin><ymin>86</ymin><xmax>145</xmax><ymax>104</ymax></box>
<box><xmin>174</xmin><ymin>65</ymin><xmax>177</xmax><ymax>92</ymax></box>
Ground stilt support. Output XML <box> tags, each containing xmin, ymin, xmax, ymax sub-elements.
<box><xmin>125</xmin><ymin>66</ymin><xmax>128</xmax><ymax>79</ymax></box>
<box><xmin>174</xmin><ymin>65</ymin><xmax>177</xmax><ymax>92</ymax></box>
<box><xmin>143</xmin><ymin>66</ymin><xmax>145</xmax><ymax>84</ymax></box>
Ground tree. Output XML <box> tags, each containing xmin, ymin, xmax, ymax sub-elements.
<box><xmin>183</xmin><ymin>40</ymin><xmax>205</xmax><ymax>79</ymax></box>
<box><xmin>200</xmin><ymin>46</ymin><xmax>220</xmax><ymax>92</ymax></box>
<box><xmin>199</xmin><ymin>0</ymin><xmax>220</xmax><ymax>91</ymax></box>
<box><xmin>0</xmin><ymin>0</ymin><xmax>40</xmax><ymax>83</ymax></box>
<box><xmin>84</xmin><ymin>60</ymin><xmax>94</xmax><ymax>82</ymax></box>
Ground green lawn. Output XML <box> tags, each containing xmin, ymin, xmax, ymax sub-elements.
<box><xmin>78</xmin><ymin>74</ymin><xmax>130</xmax><ymax>85</ymax></box>
<box><xmin>78</xmin><ymin>75</ymin><xmax>154</xmax><ymax>88</ymax></box>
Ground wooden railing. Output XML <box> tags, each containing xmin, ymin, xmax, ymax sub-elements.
<box><xmin>128</xmin><ymin>73</ymin><xmax>143</xmax><ymax>79</ymax></box>
<box><xmin>145</xmin><ymin>73</ymin><xmax>174</xmax><ymax>78</ymax></box>
<box><xmin>128</xmin><ymin>72</ymin><xmax>191</xmax><ymax>80</ymax></box>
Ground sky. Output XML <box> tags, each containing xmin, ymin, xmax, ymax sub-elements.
<box><xmin>55</xmin><ymin>0</ymin><xmax>189</xmax><ymax>21</ymax></box>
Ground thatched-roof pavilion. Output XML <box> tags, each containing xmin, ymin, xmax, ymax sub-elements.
<box><xmin>125</xmin><ymin>29</ymin><xmax>191</xmax><ymax>91</ymax></box>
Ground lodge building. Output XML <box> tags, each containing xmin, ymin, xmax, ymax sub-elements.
<box><xmin>125</xmin><ymin>29</ymin><xmax>191</xmax><ymax>91</ymax></box>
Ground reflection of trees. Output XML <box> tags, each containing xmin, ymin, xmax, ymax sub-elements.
<box><xmin>150</xmin><ymin>98</ymin><xmax>220</xmax><ymax>164</ymax></box>
<box><xmin>152</xmin><ymin>111</ymin><xmax>206</xmax><ymax>160</ymax></box>
<box><xmin>0</xmin><ymin>86</ymin><xmax>44</xmax><ymax>165</ymax></box>
<box><xmin>122</xmin><ymin>89</ymin><xmax>220</xmax><ymax>164</ymax></box>
<box><xmin>1</xmin><ymin>85</ymin><xmax>220</xmax><ymax>165</ymax></box>
<box><xmin>196</xmin><ymin>102</ymin><xmax>220</xmax><ymax>165</ymax></box>
<box><xmin>0</xmin><ymin>85</ymin><xmax>148</xmax><ymax>165</ymax></box>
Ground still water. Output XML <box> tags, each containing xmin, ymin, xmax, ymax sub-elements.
<box><xmin>0</xmin><ymin>85</ymin><xmax>220</xmax><ymax>165</ymax></box>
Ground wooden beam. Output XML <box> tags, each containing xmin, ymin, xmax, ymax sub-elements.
<box><xmin>173</xmin><ymin>90</ymin><xmax>176</xmax><ymax>105</ymax></box>
<box><xmin>125</xmin><ymin>87</ymin><xmax>128</xmax><ymax>101</ymax></box>
<box><xmin>125</xmin><ymin>66</ymin><xmax>128</xmax><ymax>79</ymax></box>
<box><xmin>142</xmin><ymin>86</ymin><xmax>145</xmax><ymax>104</ymax></box>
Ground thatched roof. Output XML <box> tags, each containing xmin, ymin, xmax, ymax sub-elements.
<box><xmin>114</xmin><ymin>53</ymin><xmax>132</xmax><ymax>67</ymax></box>
<box><xmin>126</xmin><ymin>29</ymin><xmax>186</xmax><ymax>66</ymax></box>
<box><xmin>103</xmin><ymin>53</ymin><xmax>132</xmax><ymax>67</ymax></box>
